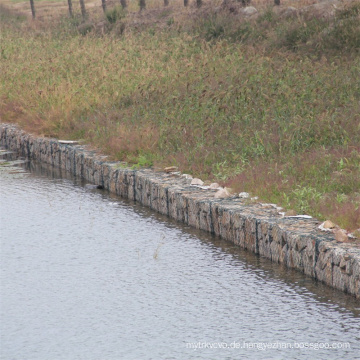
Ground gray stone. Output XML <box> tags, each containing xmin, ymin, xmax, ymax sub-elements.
<box><xmin>191</xmin><ymin>178</ymin><xmax>204</xmax><ymax>186</ymax></box>
<box><xmin>279</xmin><ymin>6</ymin><xmax>299</xmax><ymax>18</ymax></box>
<box><xmin>240</xmin><ymin>6</ymin><xmax>258</xmax><ymax>17</ymax></box>
<box><xmin>215</xmin><ymin>188</ymin><xmax>231</xmax><ymax>198</ymax></box>
<box><xmin>300</xmin><ymin>1</ymin><xmax>340</xmax><ymax>20</ymax></box>
<box><xmin>209</xmin><ymin>182</ymin><xmax>220</xmax><ymax>189</ymax></box>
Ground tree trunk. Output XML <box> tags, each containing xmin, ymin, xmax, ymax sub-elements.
<box><xmin>67</xmin><ymin>0</ymin><xmax>73</xmax><ymax>17</ymax></box>
<box><xmin>139</xmin><ymin>0</ymin><xmax>146</xmax><ymax>11</ymax></box>
<box><xmin>29</xmin><ymin>0</ymin><xmax>35</xmax><ymax>19</ymax></box>
<box><xmin>120</xmin><ymin>0</ymin><xmax>127</xmax><ymax>8</ymax></box>
<box><xmin>164</xmin><ymin>0</ymin><xmax>169</xmax><ymax>6</ymax></box>
<box><xmin>196</xmin><ymin>0</ymin><xmax>202</xmax><ymax>8</ymax></box>
<box><xmin>79</xmin><ymin>0</ymin><xmax>86</xmax><ymax>19</ymax></box>
<box><xmin>101</xmin><ymin>0</ymin><xmax>107</xmax><ymax>13</ymax></box>
<box><xmin>184</xmin><ymin>0</ymin><xmax>188</xmax><ymax>6</ymax></box>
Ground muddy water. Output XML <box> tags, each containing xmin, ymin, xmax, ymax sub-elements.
<box><xmin>0</xmin><ymin>150</ymin><xmax>359</xmax><ymax>360</ymax></box>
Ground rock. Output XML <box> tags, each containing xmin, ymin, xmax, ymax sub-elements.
<box><xmin>277</xmin><ymin>6</ymin><xmax>298</xmax><ymax>18</ymax></box>
<box><xmin>209</xmin><ymin>182</ymin><xmax>220</xmax><ymax>189</ymax></box>
<box><xmin>58</xmin><ymin>140</ymin><xmax>79</xmax><ymax>145</ymax></box>
<box><xmin>351</xmin><ymin>229</ymin><xmax>360</xmax><ymax>239</ymax></box>
<box><xmin>240</xmin><ymin>6</ymin><xmax>258</xmax><ymax>17</ymax></box>
<box><xmin>191</xmin><ymin>178</ymin><xmax>204</xmax><ymax>186</ymax></box>
<box><xmin>300</xmin><ymin>2</ymin><xmax>340</xmax><ymax>20</ymax></box>
<box><xmin>182</xmin><ymin>174</ymin><xmax>193</xmax><ymax>185</ymax></box>
<box><xmin>77</xmin><ymin>22</ymin><xmax>94</xmax><ymax>35</ymax></box>
<box><xmin>164</xmin><ymin>166</ymin><xmax>178</xmax><ymax>173</ymax></box>
<box><xmin>323</xmin><ymin>220</ymin><xmax>336</xmax><ymax>229</ymax></box>
<box><xmin>214</xmin><ymin>188</ymin><xmax>231</xmax><ymax>198</ymax></box>
<box><xmin>261</xmin><ymin>204</ymin><xmax>273</xmax><ymax>209</ymax></box>
<box><xmin>334</xmin><ymin>229</ymin><xmax>349</xmax><ymax>243</ymax></box>
<box><xmin>95</xmin><ymin>20</ymin><xmax>108</xmax><ymax>34</ymax></box>
<box><xmin>182</xmin><ymin>174</ymin><xmax>192</xmax><ymax>179</ymax></box>
<box><xmin>239</xmin><ymin>192</ymin><xmax>250</xmax><ymax>198</ymax></box>
<box><xmin>343</xmin><ymin>254</ymin><xmax>351</xmax><ymax>261</ymax></box>
<box><xmin>285</xmin><ymin>210</ymin><xmax>297</xmax><ymax>217</ymax></box>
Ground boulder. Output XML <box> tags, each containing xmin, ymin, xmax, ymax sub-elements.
<box><xmin>278</xmin><ymin>6</ymin><xmax>299</xmax><ymax>18</ymax></box>
<box><xmin>191</xmin><ymin>178</ymin><xmax>204</xmax><ymax>186</ymax></box>
<box><xmin>323</xmin><ymin>220</ymin><xmax>336</xmax><ymax>229</ymax></box>
<box><xmin>300</xmin><ymin>1</ymin><xmax>340</xmax><ymax>20</ymax></box>
<box><xmin>334</xmin><ymin>229</ymin><xmax>349</xmax><ymax>243</ymax></box>
<box><xmin>214</xmin><ymin>188</ymin><xmax>231</xmax><ymax>198</ymax></box>
<box><xmin>164</xmin><ymin>166</ymin><xmax>178</xmax><ymax>173</ymax></box>
<box><xmin>182</xmin><ymin>174</ymin><xmax>192</xmax><ymax>179</ymax></box>
<box><xmin>240</xmin><ymin>6</ymin><xmax>258</xmax><ymax>17</ymax></box>
<box><xmin>209</xmin><ymin>182</ymin><xmax>220</xmax><ymax>189</ymax></box>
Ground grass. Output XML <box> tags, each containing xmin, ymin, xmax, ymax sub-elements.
<box><xmin>0</xmin><ymin>0</ymin><xmax>359</xmax><ymax>232</ymax></box>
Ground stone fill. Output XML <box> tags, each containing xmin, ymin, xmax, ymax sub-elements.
<box><xmin>1</xmin><ymin>124</ymin><xmax>359</xmax><ymax>299</ymax></box>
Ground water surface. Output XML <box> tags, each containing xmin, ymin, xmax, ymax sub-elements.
<box><xmin>0</xmin><ymin>150</ymin><xmax>359</xmax><ymax>360</ymax></box>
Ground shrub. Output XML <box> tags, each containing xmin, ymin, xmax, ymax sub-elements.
<box><xmin>77</xmin><ymin>21</ymin><xmax>94</xmax><ymax>35</ymax></box>
<box><xmin>324</xmin><ymin>3</ymin><xmax>360</xmax><ymax>52</ymax></box>
<box><xmin>282</xmin><ymin>18</ymin><xmax>327</xmax><ymax>50</ymax></box>
<box><xmin>105</xmin><ymin>5</ymin><xmax>126</xmax><ymax>24</ymax></box>
<box><xmin>198</xmin><ymin>14</ymin><xmax>225</xmax><ymax>41</ymax></box>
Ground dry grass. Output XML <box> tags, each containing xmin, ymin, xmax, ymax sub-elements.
<box><xmin>1</xmin><ymin>0</ymin><xmax>359</xmax><ymax>231</ymax></box>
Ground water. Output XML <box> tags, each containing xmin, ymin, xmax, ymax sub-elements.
<box><xmin>0</xmin><ymin>150</ymin><xmax>359</xmax><ymax>360</ymax></box>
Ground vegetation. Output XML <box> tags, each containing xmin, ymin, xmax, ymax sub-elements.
<box><xmin>0</xmin><ymin>0</ymin><xmax>359</xmax><ymax>231</ymax></box>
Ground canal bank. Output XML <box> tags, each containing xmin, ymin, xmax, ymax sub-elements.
<box><xmin>1</xmin><ymin>123</ymin><xmax>359</xmax><ymax>299</ymax></box>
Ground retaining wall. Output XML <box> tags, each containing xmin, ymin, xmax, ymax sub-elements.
<box><xmin>1</xmin><ymin>123</ymin><xmax>359</xmax><ymax>299</ymax></box>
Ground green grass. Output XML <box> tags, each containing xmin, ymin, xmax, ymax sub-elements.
<box><xmin>0</xmin><ymin>2</ymin><xmax>359</xmax><ymax>231</ymax></box>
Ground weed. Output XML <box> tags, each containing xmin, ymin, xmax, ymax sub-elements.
<box><xmin>105</xmin><ymin>5</ymin><xmax>126</xmax><ymax>24</ymax></box>
<box><xmin>77</xmin><ymin>21</ymin><xmax>93</xmax><ymax>35</ymax></box>
<box><xmin>131</xmin><ymin>154</ymin><xmax>154</xmax><ymax>169</ymax></box>
<box><xmin>153</xmin><ymin>242</ymin><xmax>164</xmax><ymax>260</ymax></box>
<box><xmin>324</xmin><ymin>4</ymin><xmax>360</xmax><ymax>52</ymax></box>
<box><xmin>336</xmin><ymin>193</ymin><xmax>348</xmax><ymax>204</ymax></box>
<box><xmin>202</xmin><ymin>15</ymin><xmax>225</xmax><ymax>40</ymax></box>
<box><xmin>353</xmin><ymin>229</ymin><xmax>360</xmax><ymax>239</ymax></box>
<box><xmin>0</xmin><ymin>4</ymin><xmax>26</xmax><ymax>24</ymax></box>
<box><xmin>282</xmin><ymin>18</ymin><xmax>328</xmax><ymax>51</ymax></box>
<box><xmin>154</xmin><ymin>234</ymin><xmax>165</xmax><ymax>260</ymax></box>
<box><xmin>1</xmin><ymin>2</ymin><xmax>359</xmax><ymax>230</ymax></box>
<box><xmin>257</xmin><ymin>7</ymin><xmax>276</xmax><ymax>24</ymax></box>
<box><xmin>291</xmin><ymin>185</ymin><xmax>322</xmax><ymax>214</ymax></box>
<box><xmin>337</xmin><ymin>2</ymin><xmax>360</xmax><ymax>20</ymax></box>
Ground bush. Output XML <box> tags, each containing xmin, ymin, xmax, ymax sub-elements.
<box><xmin>282</xmin><ymin>18</ymin><xmax>327</xmax><ymax>51</ymax></box>
<box><xmin>77</xmin><ymin>21</ymin><xmax>94</xmax><ymax>35</ymax></box>
<box><xmin>324</xmin><ymin>3</ymin><xmax>360</xmax><ymax>52</ymax></box>
<box><xmin>195</xmin><ymin>13</ymin><xmax>261</xmax><ymax>43</ymax></box>
<box><xmin>197</xmin><ymin>14</ymin><xmax>225</xmax><ymax>41</ymax></box>
<box><xmin>105</xmin><ymin>5</ymin><xmax>126</xmax><ymax>24</ymax></box>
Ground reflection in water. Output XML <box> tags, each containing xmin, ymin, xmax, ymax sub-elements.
<box><xmin>0</xmin><ymin>150</ymin><xmax>359</xmax><ymax>360</ymax></box>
